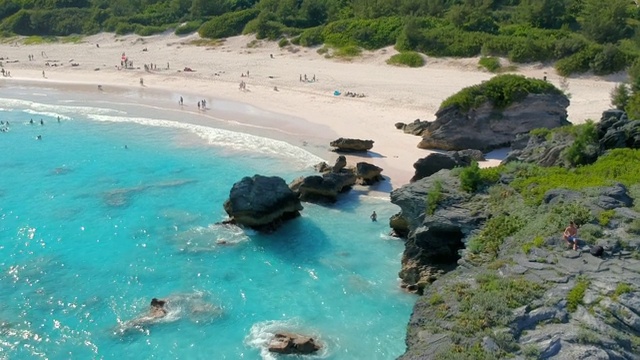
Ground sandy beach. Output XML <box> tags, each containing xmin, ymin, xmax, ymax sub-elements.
<box><xmin>0</xmin><ymin>32</ymin><xmax>623</xmax><ymax>189</ymax></box>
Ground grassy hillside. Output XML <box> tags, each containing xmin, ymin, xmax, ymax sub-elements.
<box><xmin>0</xmin><ymin>0</ymin><xmax>639</xmax><ymax>76</ymax></box>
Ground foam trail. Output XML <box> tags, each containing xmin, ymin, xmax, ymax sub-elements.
<box><xmin>0</xmin><ymin>97</ymin><xmax>126</xmax><ymax>118</ymax></box>
<box><xmin>87</xmin><ymin>114</ymin><xmax>325</xmax><ymax>168</ymax></box>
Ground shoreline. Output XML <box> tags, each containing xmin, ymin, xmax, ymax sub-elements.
<box><xmin>0</xmin><ymin>32</ymin><xmax>622</xmax><ymax>189</ymax></box>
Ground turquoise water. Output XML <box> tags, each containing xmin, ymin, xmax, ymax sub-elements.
<box><xmin>0</xmin><ymin>96</ymin><xmax>414</xmax><ymax>359</ymax></box>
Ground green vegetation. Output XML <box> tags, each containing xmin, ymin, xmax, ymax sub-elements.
<box><xmin>613</xmin><ymin>283</ymin><xmax>634</xmax><ymax>298</ymax></box>
<box><xmin>0</xmin><ymin>1</ymin><xmax>638</xmax><ymax>76</ymax></box>
<box><xmin>522</xmin><ymin>235</ymin><xmax>545</xmax><ymax>254</ymax></box>
<box><xmin>387</xmin><ymin>51</ymin><xmax>424</xmax><ymax>67</ymax></box>
<box><xmin>599</xmin><ymin>210</ymin><xmax>616</xmax><ymax>227</ymax></box>
<box><xmin>333</xmin><ymin>45</ymin><xmax>362</xmax><ymax>58</ymax></box>
<box><xmin>451</xmin><ymin>274</ymin><xmax>544</xmax><ymax>335</ymax></box>
<box><xmin>459</xmin><ymin>161</ymin><xmax>501</xmax><ymax>192</ymax></box>
<box><xmin>478</xmin><ymin>56</ymin><xmax>501</xmax><ymax>72</ymax></box>
<box><xmin>468</xmin><ymin>214</ymin><xmax>525</xmax><ymax>259</ymax></box>
<box><xmin>440</xmin><ymin>74</ymin><xmax>562</xmax><ymax>111</ymax></box>
<box><xmin>567</xmin><ymin>277</ymin><xmax>589</xmax><ymax>312</ymax></box>
<box><xmin>511</xmin><ymin>149</ymin><xmax>640</xmax><ymax>205</ymax></box>
<box><xmin>426</xmin><ymin>180</ymin><xmax>443</xmax><ymax>215</ymax></box>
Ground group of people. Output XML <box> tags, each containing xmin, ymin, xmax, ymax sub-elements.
<box><xmin>239</xmin><ymin>80</ymin><xmax>247</xmax><ymax>90</ymax></box>
<box><xmin>343</xmin><ymin>91</ymin><xmax>366</xmax><ymax>98</ymax></box>
<box><xmin>197</xmin><ymin>99</ymin><xmax>208</xmax><ymax>109</ymax></box>
<box><xmin>1</xmin><ymin>68</ymin><xmax>11</xmax><ymax>77</ymax></box>
<box><xmin>299</xmin><ymin>74</ymin><xmax>316</xmax><ymax>83</ymax></box>
<box><xmin>0</xmin><ymin>120</ymin><xmax>9</xmax><ymax>132</ymax></box>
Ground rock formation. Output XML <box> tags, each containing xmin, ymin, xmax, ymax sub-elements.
<box><xmin>418</xmin><ymin>93</ymin><xmax>570</xmax><ymax>151</ymax></box>
<box><xmin>355</xmin><ymin>161</ymin><xmax>383</xmax><ymax>185</ymax></box>
<box><xmin>394</xmin><ymin>116</ymin><xmax>640</xmax><ymax>358</ymax></box>
<box><xmin>411</xmin><ymin>149</ymin><xmax>484</xmax><ymax>182</ymax></box>
<box><xmin>504</xmin><ymin>109</ymin><xmax>640</xmax><ymax>167</ymax></box>
<box><xmin>290</xmin><ymin>157</ymin><xmax>356</xmax><ymax>203</ymax></box>
<box><xmin>268</xmin><ymin>332</ymin><xmax>321</xmax><ymax>355</ymax></box>
<box><xmin>329</xmin><ymin>137</ymin><xmax>374</xmax><ymax>152</ymax></box>
<box><xmin>223</xmin><ymin>175</ymin><xmax>303</xmax><ymax>231</ymax></box>
<box><xmin>395</xmin><ymin>119</ymin><xmax>430</xmax><ymax>136</ymax></box>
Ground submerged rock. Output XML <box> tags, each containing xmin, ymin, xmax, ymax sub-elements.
<box><xmin>268</xmin><ymin>332</ymin><xmax>321</xmax><ymax>355</ymax></box>
<box><xmin>223</xmin><ymin>175</ymin><xmax>303</xmax><ymax>231</ymax></box>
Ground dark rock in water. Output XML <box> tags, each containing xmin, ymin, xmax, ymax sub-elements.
<box><xmin>329</xmin><ymin>137</ymin><xmax>374</xmax><ymax>152</ymax></box>
<box><xmin>223</xmin><ymin>175</ymin><xmax>303</xmax><ymax>231</ymax></box>
<box><xmin>314</xmin><ymin>161</ymin><xmax>331</xmax><ymax>173</ymax></box>
<box><xmin>418</xmin><ymin>93</ymin><xmax>570</xmax><ymax>151</ymax></box>
<box><xmin>268</xmin><ymin>332</ymin><xmax>321</xmax><ymax>355</ymax></box>
<box><xmin>411</xmin><ymin>150</ymin><xmax>485</xmax><ymax>182</ymax></box>
<box><xmin>289</xmin><ymin>170</ymin><xmax>356</xmax><ymax>203</ymax></box>
<box><xmin>355</xmin><ymin>162</ymin><xmax>383</xmax><ymax>185</ymax></box>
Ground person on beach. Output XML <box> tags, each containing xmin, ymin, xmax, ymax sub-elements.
<box><xmin>179</xmin><ymin>96</ymin><xmax>183</xmax><ymax>105</ymax></box>
<box><xmin>197</xmin><ymin>101</ymin><xmax>201</xmax><ymax>109</ymax></box>
<box><xmin>42</xmin><ymin>70</ymin><xmax>45</xmax><ymax>78</ymax></box>
<box><xmin>140</xmin><ymin>78</ymin><xmax>144</xmax><ymax>86</ymax></box>
<box><xmin>370</xmin><ymin>211</ymin><xmax>377</xmax><ymax>222</ymax></box>
<box><xmin>563</xmin><ymin>220</ymin><xmax>578</xmax><ymax>250</ymax></box>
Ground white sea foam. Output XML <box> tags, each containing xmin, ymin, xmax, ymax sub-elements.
<box><xmin>245</xmin><ymin>319</ymin><xmax>329</xmax><ymax>360</ymax></box>
<box><xmin>87</xmin><ymin>114</ymin><xmax>324</xmax><ymax>168</ymax></box>
<box><xmin>0</xmin><ymin>97</ymin><xmax>126</xmax><ymax>119</ymax></box>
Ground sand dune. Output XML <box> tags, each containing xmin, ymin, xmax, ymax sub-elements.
<box><xmin>0</xmin><ymin>32</ymin><xmax>622</xmax><ymax>188</ymax></box>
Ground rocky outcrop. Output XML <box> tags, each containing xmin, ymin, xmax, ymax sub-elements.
<box><xmin>355</xmin><ymin>162</ymin><xmax>383</xmax><ymax>185</ymax></box>
<box><xmin>329</xmin><ymin>137</ymin><xmax>374</xmax><ymax>152</ymax></box>
<box><xmin>395</xmin><ymin>119</ymin><xmax>430</xmax><ymax>136</ymax></box>
<box><xmin>223</xmin><ymin>175</ymin><xmax>303</xmax><ymax>231</ymax></box>
<box><xmin>504</xmin><ymin>110</ymin><xmax>640</xmax><ymax>167</ymax></box>
<box><xmin>290</xmin><ymin>157</ymin><xmax>357</xmax><ymax>203</ymax></box>
<box><xmin>411</xmin><ymin>149</ymin><xmax>485</xmax><ymax>182</ymax></box>
<box><xmin>268</xmin><ymin>332</ymin><xmax>321</xmax><ymax>355</ymax></box>
<box><xmin>390</xmin><ymin>171</ymin><xmax>486</xmax><ymax>293</ymax></box>
<box><xmin>418</xmin><ymin>93</ymin><xmax>570</xmax><ymax>151</ymax></box>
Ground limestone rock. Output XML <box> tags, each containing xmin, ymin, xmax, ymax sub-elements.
<box><xmin>355</xmin><ymin>162</ymin><xmax>383</xmax><ymax>185</ymax></box>
<box><xmin>268</xmin><ymin>332</ymin><xmax>321</xmax><ymax>355</ymax></box>
<box><xmin>289</xmin><ymin>170</ymin><xmax>356</xmax><ymax>203</ymax></box>
<box><xmin>400</xmin><ymin>119</ymin><xmax>430</xmax><ymax>136</ymax></box>
<box><xmin>223</xmin><ymin>175</ymin><xmax>303</xmax><ymax>231</ymax></box>
<box><xmin>418</xmin><ymin>93</ymin><xmax>570</xmax><ymax>151</ymax></box>
<box><xmin>329</xmin><ymin>137</ymin><xmax>374</xmax><ymax>152</ymax></box>
<box><xmin>411</xmin><ymin>150</ymin><xmax>485</xmax><ymax>182</ymax></box>
<box><xmin>332</xmin><ymin>155</ymin><xmax>347</xmax><ymax>173</ymax></box>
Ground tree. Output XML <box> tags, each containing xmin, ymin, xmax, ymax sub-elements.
<box><xmin>611</xmin><ymin>84</ymin><xmax>630</xmax><ymax>111</ymax></box>
<box><xmin>518</xmin><ymin>0</ymin><xmax>568</xmax><ymax>29</ymax></box>
<box><xmin>580</xmin><ymin>0</ymin><xmax>632</xmax><ymax>44</ymax></box>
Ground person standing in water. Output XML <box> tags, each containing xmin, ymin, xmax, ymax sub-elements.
<box><xmin>370</xmin><ymin>211</ymin><xmax>377</xmax><ymax>222</ymax></box>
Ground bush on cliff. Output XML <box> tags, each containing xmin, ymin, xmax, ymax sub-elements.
<box><xmin>439</xmin><ymin>74</ymin><xmax>563</xmax><ymax>111</ymax></box>
<box><xmin>199</xmin><ymin>9</ymin><xmax>259</xmax><ymax>39</ymax></box>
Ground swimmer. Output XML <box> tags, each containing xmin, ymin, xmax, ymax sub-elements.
<box><xmin>57</xmin><ymin>116</ymin><xmax>60</xmax><ymax>123</ymax></box>
<box><xmin>40</xmin><ymin>119</ymin><xmax>44</xmax><ymax>125</ymax></box>
<box><xmin>370</xmin><ymin>211</ymin><xmax>377</xmax><ymax>222</ymax></box>
<box><xmin>149</xmin><ymin>298</ymin><xmax>167</xmax><ymax>318</ymax></box>
<box><xmin>124</xmin><ymin>145</ymin><xmax>128</xmax><ymax>149</ymax></box>
<box><xmin>30</xmin><ymin>119</ymin><xmax>34</xmax><ymax>125</ymax></box>
<box><xmin>36</xmin><ymin>135</ymin><xmax>42</xmax><ymax>140</ymax></box>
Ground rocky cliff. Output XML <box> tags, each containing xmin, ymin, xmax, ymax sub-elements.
<box><xmin>393</xmin><ymin>112</ymin><xmax>640</xmax><ymax>359</ymax></box>
<box><xmin>418</xmin><ymin>93</ymin><xmax>570</xmax><ymax>152</ymax></box>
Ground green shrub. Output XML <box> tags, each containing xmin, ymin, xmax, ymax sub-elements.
<box><xmin>468</xmin><ymin>214</ymin><xmax>525</xmax><ymax>258</ymax></box>
<box><xmin>611</xmin><ymin>84</ymin><xmax>631</xmax><ymax>111</ymax></box>
<box><xmin>440</xmin><ymin>74</ymin><xmax>563</xmax><ymax>111</ymax></box>
<box><xmin>333</xmin><ymin>45</ymin><xmax>361</xmax><ymax>58</ymax></box>
<box><xmin>387</xmin><ymin>51</ymin><xmax>424</xmax><ymax>67</ymax></box>
<box><xmin>567</xmin><ymin>277</ymin><xmax>589</xmax><ymax>312</ymax></box>
<box><xmin>614</xmin><ymin>283</ymin><xmax>633</xmax><ymax>297</ymax></box>
<box><xmin>426</xmin><ymin>180</ymin><xmax>443</xmax><ymax>215</ymax></box>
<box><xmin>460</xmin><ymin>161</ymin><xmax>482</xmax><ymax>192</ymax></box>
<box><xmin>429</xmin><ymin>292</ymin><xmax>444</xmax><ymax>305</ymax></box>
<box><xmin>135</xmin><ymin>25</ymin><xmax>166</xmax><ymax>36</ymax></box>
<box><xmin>589</xmin><ymin>44</ymin><xmax>628</xmax><ymax>76</ymax></box>
<box><xmin>529</xmin><ymin>127</ymin><xmax>552</xmax><ymax>138</ymax></box>
<box><xmin>199</xmin><ymin>8</ymin><xmax>259</xmax><ymax>39</ymax></box>
<box><xmin>175</xmin><ymin>20</ymin><xmax>202</xmax><ymax>35</ymax></box>
<box><xmin>297</xmin><ymin>26</ymin><xmax>324</xmax><ymax>47</ymax></box>
<box><xmin>478</xmin><ymin>56</ymin><xmax>501</xmax><ymax>72</ymax></box>
<box><xmin>115</xmin><ymin>22</ymin><xmax>138</xmax><ymax>35</ymax></box>
<box><xmin>278</xmin><ymin>38</ymin><xmax>290</xmax><ymax>47</ymax></box>
<box><xmin>322</xmin><ymin>17</ymin><xmax>403</xmax><ymax>50</ymax></box>
<box><xmin>627</xmin><ymin>219</ymin><xmax>640</xmax><ymax>235</ymax></box>
<box><xmin>522</xmin><ymin>235</ymin><xmax>545</xmax><ymax>254</ymax></box>
<box><xmin>599</xmin><ymin>209</ymin><xmax>616</xmax><ymax>226</ymax></box>
<box><xmin>562</xmin><ymin>120</ymin><xmax>598</xmax><ymax>166</ymax></box>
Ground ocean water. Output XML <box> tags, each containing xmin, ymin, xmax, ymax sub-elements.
<box><xmin>0</xmin><ymin>94</ymin><xmax>415</xmax><ymax>359</ymax></box>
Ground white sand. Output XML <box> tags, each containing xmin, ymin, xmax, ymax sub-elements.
<box><xmin>0</xmin><ymin>32</ymin><xmax>623</xmax><ymax>189</ymax></box>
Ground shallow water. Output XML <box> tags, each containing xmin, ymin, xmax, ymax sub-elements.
<box><xmin>0</xmin><ymin>94</ymin><xmax>414</xmax><ymax>359</ymax></box>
